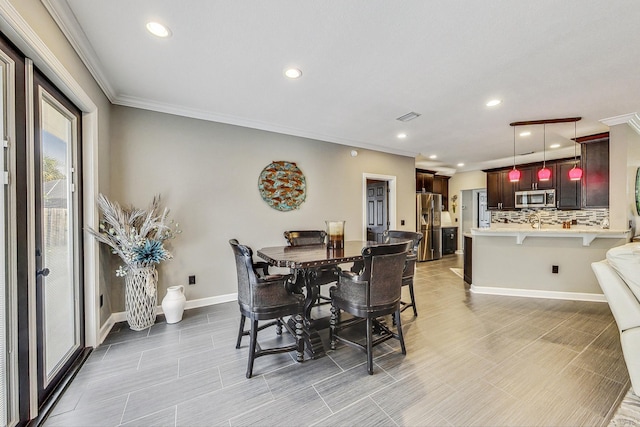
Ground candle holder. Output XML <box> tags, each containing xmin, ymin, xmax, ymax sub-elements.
<box><xmin>326</xmin><ymin>247</ymin><xmax>344</xmax><ymax>258</ymax></box>
<box><xmin>326</xmin><ymin>220</ymin><xmax>345</xmax><ymax>249</ymax></box>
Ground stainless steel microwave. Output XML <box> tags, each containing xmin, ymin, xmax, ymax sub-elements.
<box><xmin>515</xmin><ymin>189</ymin><xmax>555</xmax><ymax>208</ymax></box>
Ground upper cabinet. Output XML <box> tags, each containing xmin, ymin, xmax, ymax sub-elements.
<box><xmin>416</xmin><ymin>170</ymin><xmax>434</xmax><ymax>193</ymax></box>
<box><xmin>486</xmin><ymin>170</ymin><xmax>516</xmax><ymax>210</ymax></box>
<box><xmin>556</xmin><ymin>159</ymin><xmax>582</xmax><ymax>210</ymax></box>
<box><xmin>416</xmin><ymin>169</ymin><xmax>449</xmax><ymax>211</ymax></box>
<box><xmin>517</xmin><ymin>164</ymin><xmax>556</xmax><ymax>191</ymax></box>
<box><xmin>484</xmin><ymin>133</ymin><xmax>609</xmax><ymax>211</ymax></box>
<box><xmin>433</xmin><ymin>175</ymin><xmax>450</xmax><ymax>211</ymax></box>
<box><xmin>579</xmin><ymin>133</ymin><xmax>609</xmax><ymax>208</ymax></box>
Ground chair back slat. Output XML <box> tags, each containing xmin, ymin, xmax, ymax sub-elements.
<box><xmin>383</xmin><ymin>230</ymin><xmax>423</xmax><ymax>254</ymax></box>
<box><xmin>360</xmin><ymin>242</ymin><xmax>409</xmax><ymax>306</ymax></box>
<box><xmin>229</xmin><ymin>239</ymin><xmax>257</xmax><ymax>306</ymax></box>
<box><xmin>368</xmin><ymin>251</ymin><xmax>407</xmax><ymax>306</ymax></box>
<box><xmin>284</xmin><ymin>230</ymin><xmax>326</xmax><ymax>246</ymax></box>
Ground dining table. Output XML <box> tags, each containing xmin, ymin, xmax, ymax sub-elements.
<box><xmin>257</xmin><ymin>240</ymin><xmax>379</xmax><ymax>358</ymax></box>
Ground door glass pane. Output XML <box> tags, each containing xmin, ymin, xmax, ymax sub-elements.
<box><xmin>40</xmin><ymin>94</ymin><xmax>77</xmax><ymax>381</ymax></box>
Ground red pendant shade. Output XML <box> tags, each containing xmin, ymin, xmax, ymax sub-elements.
<box><xmin>508</xmin><ymin>168</ymin><xmax>521</xmax><ymax>182</ymax></box>
<box><xmin>569</xmin><ymin>165</ymin><xmax>583</xmax><ymax>181</ymax></box>
<box><xmin>538</xmin><ymin>167</ymin><xmax>551</xmax><ymax>181</ymax></box>
<box><xmin>569</xmin><ymin>122</ymin><xmax>583</xmax><ymax>181</ymax></box>
<box><xmin>510</xmin><ymin>117</ymin><xmax>583</xmax><ymax>183</ymax></box>
<box><xmin>509</xmin><ymin>126</ymin><xmax>520</xmax><ymax>182</ymax></box>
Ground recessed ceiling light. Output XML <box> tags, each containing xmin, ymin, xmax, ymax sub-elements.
<box><xmin>397</xmin><ymin>133</ymin><xmax>407</xmax><ymax>139</ymax></box>
<box><xmin>550</xmin><ymin>143</ymin><xmax>561</xmax><ymax>149</ymax></box>
<box><xmin>429</xmin><ymin>154</ymin><xmax>437</xmax><ymax>159</ymax></box>
<box><xmin>486</xmin><ymin>99</ymin><xmax>502</xmax><ymax>107</ymax></box>
<box><xmin>146</xmin><ymin>21</ymin><xmax>171</xmax><ymax>38</ymax></box>
<box><xmin>519</xmin><ymin>131</ymin><xmax>531</xmax><ymax>137</ymax></box>
<box><xmin>457</xmin><ymin>163</ymin><xmax>465</xmax><ymax>167</ymax></box>
<box><xmin>284</xmin><ymin>68</ymin><xmax>302</xmax><ymax>79</ymax></box>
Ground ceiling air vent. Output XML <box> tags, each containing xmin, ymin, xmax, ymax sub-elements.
<box><xmin>396</xmin><ymin>112</ymin><xmax>421</xmax><ymax>122</ymax></box>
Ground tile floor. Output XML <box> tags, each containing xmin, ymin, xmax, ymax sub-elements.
<box><xmin>44</xmin><ymin>255</ymin><xmax>629</xmax><ymax>426</ymax></box>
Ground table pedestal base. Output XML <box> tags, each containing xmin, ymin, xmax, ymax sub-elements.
<box><xmin>287</xmin><ymin>316</ymin><xmax>329</xmax><ymax>359</ymax></box>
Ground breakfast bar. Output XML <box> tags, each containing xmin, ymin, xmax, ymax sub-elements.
<box><xmin>470</xmin><ymin>225</ymin><xmax>631</xmax><ymax>300</ymax></box>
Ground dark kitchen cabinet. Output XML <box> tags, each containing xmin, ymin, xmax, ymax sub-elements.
<box><xmin>416</xmin><ymin>170</ymin><xmax>449</xmax><ymax>211</ymax></box>
<box><xmin>556</xmin><ymin>159</ymin><xmax>582</xmax><ymax>209</ymax></box>
<box><xmin>580</xmin><ymin>135</ymin><xmax>609</xmax><ymax>208</ymax></box>
<box><xmin>464</xmin><ymin>235</ymin><xmax>472</xmax><ymax>284</ymax></box>
<box><xmin>416</xmin><ymin>170</ymin><xmax>434</xmax><ymax>193</ymax></box>
<box><xmin>517</xmin><ymin>164</ymin><xmax>556</xmax><ymax>191</ymax></box>
<box><xmin>433</xmin><ymin>175</ymin><xmax>450</xmax><ymax>210</ymax></box>
<box><xmin>486</xmin><ymin>170</ymin><xmax>516</xmax><ymax>210</ymax></box>
<box><xmin>442</xmin><ymin>227</ymin><xmax>457</xmax><ymax>255</ymax></box>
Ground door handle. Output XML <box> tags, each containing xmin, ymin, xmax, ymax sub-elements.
<box><xmin>35</xmin><ymin>249</ymin><xmax>49</xmax><ymax>278</ymax></box>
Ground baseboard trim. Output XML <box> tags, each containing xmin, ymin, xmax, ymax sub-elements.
<box><xmin>469</xmin><ymin>285</ymin><xmax>607</xmax><ymax>302</ymax></box>
<box><xmin>98</xmin><ymin>293</ymin><xmax>238</xmax><ymax>344</ymax></box>
<box><xmin>98</xmin><ymin>316</ymin><xmax>116</xmax><ymax>345</ymax></box>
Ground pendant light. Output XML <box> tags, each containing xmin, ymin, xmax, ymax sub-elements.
<box><xmin>508</xmin><ymin>126</ymin><xmax>521</xmax><ymax>182</ymax></box>
<box><xmin>568</xmin><ymin>121</ymin><xmax>583</xmax><ymax>181</ymax></box>
<box><xmin>538</xmin><ymin>123</ymin><xmax>551</xmax><ymax>181</ymax></box>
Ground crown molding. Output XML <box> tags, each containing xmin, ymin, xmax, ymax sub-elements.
<box><xmin>115</xmin><ymin>94</ymin><xmax>419</xmax><ymax>158</ymax></box>
<box><xmin>41</xmin><ymin>0</ymin><xmax>116</xmax><ymax>103</ymax></box>
<box><xmin>600</xmin><ymin>112</ymin><xmax>640</xmax><ymax>136</ymax></box>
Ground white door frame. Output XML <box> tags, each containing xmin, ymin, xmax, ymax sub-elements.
<box><xmin>362</xmin><ymin>173</ymin><xmax>396</xmax><ymax>240</ymax></box>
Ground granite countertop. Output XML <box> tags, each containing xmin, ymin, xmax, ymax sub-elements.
<box><xmin>471</xmin><ymin>225</ymin><xmax>631</xmax><ymax>246</ymax></box>
<box><xmin>475</xmin><ymin>224</ymin><xmax>629</xmax><ymax>234</ymax></box>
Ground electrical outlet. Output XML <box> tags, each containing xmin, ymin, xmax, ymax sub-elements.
<box><xmin>188</xmin><ymin>275</ymin><xmax>196</xmax><ymax>285</ymax></box>
<box><xmin>552</xmin><ymin>265</ymin><xmax>559</xmax><ymax>274</ymax></box>
<box><xmin>401</xmin><ymin>219</ymin><xmax>405</xmax><ymax>226</ymax></box>
<box><xmin>100</xmin><ymin>294</ymin><xmax>104</xmax><ymax>307</ymax></box>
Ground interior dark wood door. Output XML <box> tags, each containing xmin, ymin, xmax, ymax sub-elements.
<box><xmin>366</xmin><ymin>180</ymin><xmax>388</xmax><ymax>242</ymax></box>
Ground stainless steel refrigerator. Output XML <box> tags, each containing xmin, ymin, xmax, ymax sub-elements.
<box><xmin>417</xmin><ymin>193</ymin><xmax>442</xmax><ymax>261</ymax></box>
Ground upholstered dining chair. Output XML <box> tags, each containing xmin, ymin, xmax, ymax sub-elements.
<box><xmin>382</xmin><ymin>230</ymin><xmax>423</xmax><ymax>316</ymax></box>
<box><xmin>329</xmin><ymin>242</ymin><xmax>409</xmax><ymax>374</ymax></box>
<box><xmin>283</xmin><ymin>230</ymin><xmax>340</xmax><ymax>305</ymax></box>
<box><xmin>229</xmin><ymin>239</ymin><xmax>304</xmax><ymax>378</ymax></box>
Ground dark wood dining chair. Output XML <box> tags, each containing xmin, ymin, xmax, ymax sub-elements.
<box><xmin>283</xmin><ymin>230</ymin><xmax>340</xmax><ymax>305</ymax></box>
<box><xmin>382</xmin><ymin>230</ymin><xmax>423</xmax><ymax>316</ymax></box>
<box><xmin>229</xmin><ymin>239</ymin><xmax>304</xmax><ymax>378</ymax></box>
<box><xmin>329</xmin><ymin>242</ymin><xmax>409</xmax><ymax>374</ymax></box>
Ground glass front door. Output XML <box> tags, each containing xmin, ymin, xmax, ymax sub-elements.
<box><xmin>33</xmin><ymin>70</ymin><xmax>84</xmax><ymax>405</ymax></box>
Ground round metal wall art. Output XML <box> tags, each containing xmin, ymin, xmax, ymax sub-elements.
<box><xmin>258</xmin><ymin>161</ymin><xmax>306</xmax><ymax>211</ymax></box>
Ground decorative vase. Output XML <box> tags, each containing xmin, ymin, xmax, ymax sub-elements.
<box><xmin>162</xmin><ymin>285</ymin><xmax>186</xmax><ymax>324</ymax></box>
<box><xmin>125</xmin><ymin>265</ymin><xmax>158</xmax><ymax>331</ymax></box>
<box><xmin>326</xmin><ymin>220</ymin><xmax>345</xmax><ymax>249</ymax></box>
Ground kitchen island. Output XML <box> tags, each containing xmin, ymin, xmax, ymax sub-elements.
<box><xmin>470</xmin><ymin>224</ymin><xmax>630</xmax><ymax>301</ymax></box>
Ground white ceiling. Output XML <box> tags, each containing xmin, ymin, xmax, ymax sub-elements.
<box><xmin>43</xmin><ymin>0</ymin><xmax>640</xmax><ymax>174</ymax></box>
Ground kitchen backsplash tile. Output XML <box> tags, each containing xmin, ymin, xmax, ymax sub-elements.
<box><xmin>491</xmin><ymin>208</ymin><xmax>609</xmax><ymax>226</ymax></box>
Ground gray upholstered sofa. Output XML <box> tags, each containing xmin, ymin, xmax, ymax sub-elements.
<box><xmin>592</xmin><ymin>242</ymin><xmax>640</xmax><ymax>395</ymax></box>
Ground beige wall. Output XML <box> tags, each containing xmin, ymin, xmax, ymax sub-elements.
<box><xmin>109</xmin><ymin>106</ymin><xmax>416</xmax><ymax>309</ymax></box>
<box><xmin>448</xmin><ymin>170</ymin><xmax>486</xmax><ymax>223</ymax></box>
